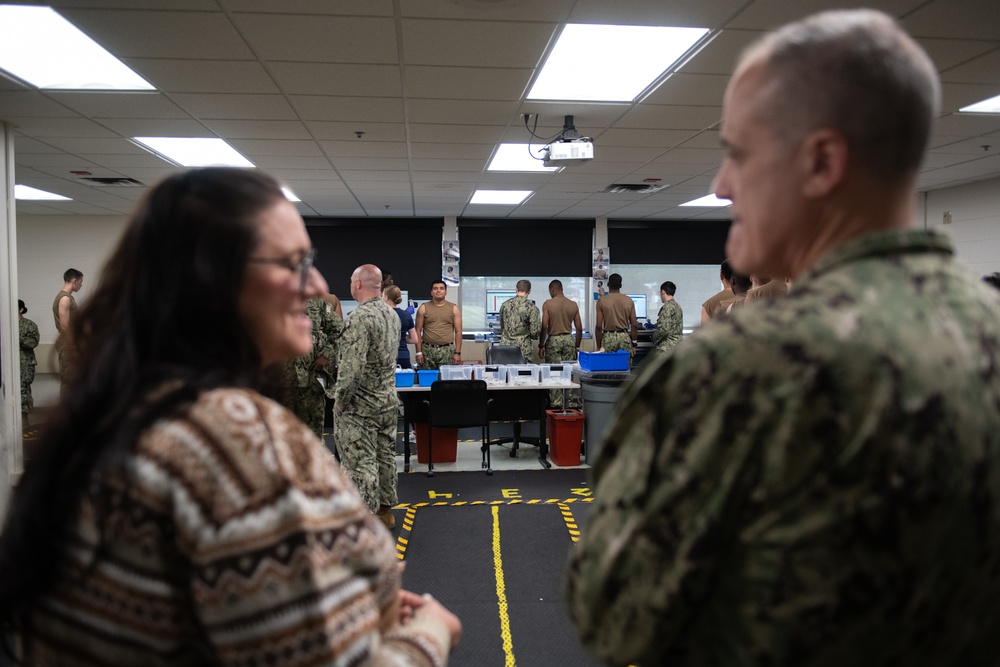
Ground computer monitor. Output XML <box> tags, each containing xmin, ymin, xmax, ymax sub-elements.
<box><xmin>486</xmin><ymin>289</ymin><xmax>517</xmax><ymax>315</ymax></box>
<box><xmin>627</xmin><ymin>294</ymin><xmax>648</xmax><ymax>320</ymax></box>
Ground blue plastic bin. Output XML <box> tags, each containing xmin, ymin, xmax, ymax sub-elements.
<box><xmin>395</xmin><ymin>369</ymin><xmax>415</xmax><ymax>387</ymax></box>
<box><xmin>416</xmin><ymin>369</ymin><xmax>439</xmax><ymax>386</ymax></box>
<box><xmin>578</xmin><ymin>350</ymin><xmax>629</xmax><ymax>372</ymax></box>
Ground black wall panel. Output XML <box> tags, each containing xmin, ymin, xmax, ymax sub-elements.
<box><xmin>306</xmin><ymin>218</ymin><xmax>443</xmax><ymax>299</ymax></box>
<box><xmin>459</xmin><ymin>219</ymin><xmax>594</xmax><ymax>276</ymax></box>
<box><xmin>608</xmin><ymin>219</ymin><xmax>731</xmax><ymax>264</ymax></box>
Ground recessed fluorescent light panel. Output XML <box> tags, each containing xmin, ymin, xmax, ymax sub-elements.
<box><xmin>281</xmin><ymin>187</ymin><xmax>301</xmax><ymax>202</ymax></box>
<box><xmin>133</xmin><ymin>137</ymin><xmax>255</xmax><ymax>168</ymax></box>
<box><xmin>15</xmin><ymin>185</ymin><xmax>70</xmax><ymax>200</ymax></box>
<box><xmin>0</xmin><ymin>5</ymin><xmax>153</xmax><ymax>90</ymax></box>
<box><xmin>470</xmin><ymin>190</ymin><xmax>532</xmax><ymax>205</ymax></box>
<box><xmin>680</xmin><ymin>194</ymin><xmax>731</xmax><ymax>207</ymax></box>
<box><xmin>528</xmin><ymin>24</ymin><xmax>709</xmax><ymax>102</ymax></box>
<box><xmin>960</xmin><ymin>93</ymin><xmax>1000</xmax><ymax>114</ymax></box>
<box><xmin>487</xmin><ymin>144</ymin><xmax>561</xmax><ymax>172</ymax></box>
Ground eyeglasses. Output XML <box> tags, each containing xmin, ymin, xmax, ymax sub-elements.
<box><xmin>248</xmin><ymin>248</ymin><xmax>316</xmax><ymax>292</ymax></box>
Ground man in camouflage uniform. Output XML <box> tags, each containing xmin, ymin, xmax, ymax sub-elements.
<box><xmin>567</xmin><ymin>10</ymin><xmax>1000</xmax><ymax>666</ymax></box>
<box><xmin>499</xmin><ymin>279</ymin><xmax>540</xmax><ymax>363</ymax></box>
<box><xmin>334</xmin><ymin>264</ymin><xmax>400</xmax><ymax>530</ymax></box>
<box><xmin>18</xmin><ymin>300</ymin><xmax>39</xmax><ymax>423</ymax></box>
<box><xmin>652</xmin><ymin>280</ymin><xmax>682</xmax><ymax>354</ymax></box>
<box><xmin>281</xmin><ymin>297</ymin><xmax>341</xmax><ymax>439</ymax></box>
<box><xmin>52</xmin><ymin>267</ymin><xmax>83</xmax><ymax>392</ymax></box>
<box><xmin>539</xmin><ymin>280</ymin><xmax>582</xmax><ymax>408</ymax></box>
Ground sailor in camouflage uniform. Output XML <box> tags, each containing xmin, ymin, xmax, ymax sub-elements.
<box><xmin>333</xmin><ymin>265</ymin><xmax>401</xmax><ymax>529</ymax></box>
<box><xmin>652</xmin><ymin>281</ymin><xmax>683</xmax><ymax>354</ymax></box>
<box><xmin>281</xmin><ymin>297</ymin><xmax>340</xmax><ymax>439</ymax></box>
<box><xmin>18</xmin><ymin>300</ymin><xmax>39</xmax><ymax>422</ymax></box>
<box><xmin>499</xmin><ymin>279</ymin><xmax>540</xmax><ymax>363</ymax></box>
<box><xmin>567</xmin><ymin>10</ymin><xmax>1000</xmax><ymax>666</ymax></box>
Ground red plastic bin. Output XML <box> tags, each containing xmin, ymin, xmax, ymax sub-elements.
<box><xmin>546</xmin><ymin>409</ymin><xmax>585</xmax><ymax>467</ymax></box>
<box><xmin>412</xmin><ymin>423</ymin><xmax>458</xmax><ymax>463</ymax></box>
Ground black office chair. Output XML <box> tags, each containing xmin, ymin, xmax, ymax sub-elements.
<box><xmin>485</xmin><ymin>344</ymin><xmax>541</xmax><ymax>457</ymax></box>
<box><xmin>422</xmin><ymin>380</ymin><xmax>493</xmax><ymax>477</ymax></box>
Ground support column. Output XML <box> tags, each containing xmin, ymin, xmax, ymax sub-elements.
<box><xmin>0</xmin><ymin>123</ymin><xmax>22</xmax><ymax>518</ymax></box>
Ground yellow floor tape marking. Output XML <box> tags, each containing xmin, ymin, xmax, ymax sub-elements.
<box><xmin>395</xmin><ymin>507</ymin><xmax>418</xmax><ymax>561</ymax></box>
<box><xmin>557</xmin><ymin>503</ymin><xmax>580</xmax><ymax>542</ymax></box>
<box><xmin>394</xmin><ymin>497</ymin><xmax>593</xmax><ymax>509</ymax></box>
<box><xmin>492</xmin><ymin>505</ymin><xmax>517</xmax><ymax>666</ymax></box>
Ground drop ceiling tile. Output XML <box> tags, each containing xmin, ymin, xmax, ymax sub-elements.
<box><xmin>405</xmin><ymin>66</ymin><xmax>532</xmax><ymax>101</ymax></box>
<box><xmin>59</xmin><ymin>8</ymin><xmax>255</xmax><ymax>59</ymax></box>
<box><xmin>5</xmin><ymin>117</ymin><xmax>118</xmax><ymax>138</ymax></box>
<box><xmin>317</xmin><ymin>140</ymin><xmax>408</xmax><ymax>158</ymax></box>
<box><xmin>617</xmin><ymin>104</ymin><xmax>721</xmax><ymax>131</ymax></box>
<box><xmin>95</xmin><ymin>118</ymin><xmax>210</xmax><ymax>137</ymax></box>
<box><xmin>170</xmin><ymin>94</ymin><xmax>298</xmax><ymax>120</ymax></box>
<box><xmin>268</xmin><ymin>63</ymin><xmax>402</xmax><ymax>97</ymax></box>
<box><xmin>201</xmin><ymin>119</ymin><xmax>312</xmax><ymax>140</ymax></box>
<box><xmin>727</xmin><ymin>0</ymin><xmax>924</xmax><ymax>30</ymax></box>
<box><xmin>643</xmin><ymin>72</ymin><xmax>729</xmax><ymax>107</ymax></box>
<box><xmin>402</xmin><ymin>19</ymin><xmax>556</xmax><ymax>68</ymax></box>
<box><xmin>682</xmin><ymin>29</ymin><xmax>765</xmax><ymax>76</ymax></box>
<box><xmin>596</xmin><ymin>128</ymin><xmax>699</xmax><ymax>148</ymax></box>
<box><xmin>942</xmin><ymin>83</ymin><xmax>1000</xmax><ymax>114</ymax></box>
<box><xmin>0</xmin><ymin>91</ymin><xmax>82</xmax><ymax>118</ymax></box>
<box><xmin>226</xmin><ymin>0</ymin><xmax>393</xmax><ymax>15</ymax></box>
<box><xmin>253</xmin><ymin>155</ymin><xmax>335</xmax><ymax>170</ymax></box>
<box><xmin>409</xmin><ymin>124</ymin><xmax>507</xmax><ymax>144</ymax></box>
<box><xmin>901</xmin><ymin>0</ymin><xmax>1000</xmax><ymax>41</ymax></box>
<box><xmin>328</xmin><ymin>157</ymin><xmax>410</xmax><ymax>170</ymax></box>
<box><xmin>939</xmin><ymin>48</ymin><xmax>1000</xmax><ymax>85</ymax></box>
<box><xmin>921</xmin><ymin>39</ymin><xmax>1000</xmax><ymax>74</ymax></box>
<box><xmin>410</xmin><ymin>157</ymin><xmax>489</xmax><ymax>171</ymax></box>
<box><xmin>407</xmin><ymin>99</ymin><xmax>520</xmax><ymax>125</ymax></box>
<box><xmin>32</xmin><ymin>137</ymin><xmax>147</xmax><ymax>154</ymax></box>
<box><xmin>409</xmin><ymin>142</ymin><xmax>494</xmax><ymax>160</ymax></box>
<box><xmin>125</xmin><ymin>59</ymin><xmax>279</xmax><ymax>94</ymax></box>
<box><xmin>290</xmin><ymin>96</ymin><xmax>405</xmax><ymax>123</ymax></box>
<box><xmin>234</xmin><ymin>14</ymin><xmax>398</xmax><ymax>63</ymax></box>
<box><xmin>306</xmin><ymin>122</ymin><xmax>406</xmax><ymax>142</ymax></box>
<box><xmin>227</xmin><ymin>139</ymin><xmax>324</xmax><ymax>156</ymax></box>
<box><xmin>43</xmin><ymin>92</ymin><xmax>188</xmax><ymax>119</ymax></box>
<box><xmin>568</xmin><ymin>0</ymin><xmax>746</xmax><ymax>27</ymax></box>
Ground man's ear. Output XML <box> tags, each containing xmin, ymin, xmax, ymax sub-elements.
<box><xmin>799</xmin><ymin>128</ymin><xmax>848</xmax><ymax>198</ymax></box>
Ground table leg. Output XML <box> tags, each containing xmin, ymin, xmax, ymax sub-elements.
<box><xmin>538</xmin><ymin>389</ymin><xmax>551</xmax><ymax>469</ymax></box>
<box><xmin>403</xmin><ymin>396</ymin><xmax>411</xmax><ymax>473</ymax></box>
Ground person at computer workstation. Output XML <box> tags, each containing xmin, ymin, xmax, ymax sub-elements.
<box><xmin>595</xmin><ymin>273</ymin><xmax>638</xmax><ymax>368</ymax></box>
<box><xmin>414</xmin><ymin>280</ymin><xmax>462</xmax><ymax>370</ymax></box>
<box><xmin>499</xmin><ymin>279</ymin><xmax>540</xmax><ymax>363</ymax></box>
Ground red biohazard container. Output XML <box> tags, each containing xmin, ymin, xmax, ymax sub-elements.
<box><xmin>546</xmin><ymin>409</ymin><xmax>585</xmax><ymax>467</ymax></box>
<box><xmin>413</xmin><ymin>423</ymin><xmax>458</xmax><ymax>463</ymax></box>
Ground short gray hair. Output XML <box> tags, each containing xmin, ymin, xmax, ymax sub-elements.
<box><xmin>739</xmin><ymin>9</ymin><xmax>940</xmax><ymax>183</ymax></box>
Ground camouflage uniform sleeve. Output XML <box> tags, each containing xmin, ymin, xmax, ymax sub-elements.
<box><xmin>20</xmin><ymin>318</ymin><xmax>40</xmax><ymax>351</ymax></box>
<box><xmin>653</xmin><ymin>304</ymin><xmax>670</xmax><ymax>350</ymax></box>
<box><xmin>528</xmin><ymin>301</ymin><xmax>541</xmax><ymax>339</ymax></box>
<box><xmin>565</xmin><ymin>330</ymin><xmax>788</xmax><ymax>665</ymax></box>
<box><xmin>334</xmin><ymin>314</ymin><xmax>367</xmax><ymax>406</ymax></box>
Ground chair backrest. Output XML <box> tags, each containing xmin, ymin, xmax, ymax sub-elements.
<box><xmin>486</xmin><ymin>345</ymin><xmax>525</xmax><ymax>365</ymax></box>
<box><xmin>427</xmin><ymin>380</ymin><xmax>490</xmax><ymax>428</ymax></box>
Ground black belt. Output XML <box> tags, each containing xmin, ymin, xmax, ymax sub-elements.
<box><xmin>424</xmin><ymin>342</ymin><xmax>453</xmax><ymax>347</ymax></box>
<box><xmin>606</xmin><ymin>329</ymin><xmax>629</xmax><ymax>333</ymax></box>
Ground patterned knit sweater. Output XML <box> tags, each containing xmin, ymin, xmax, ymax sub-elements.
<box><xmin>24</xmin><ymin>388</ymin><xmax>450</xmax><ymax>666</ymax></box>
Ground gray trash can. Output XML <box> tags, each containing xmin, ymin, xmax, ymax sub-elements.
<box><xmin>575</xmin><ymin>370</ymin><xmax>631</xmax><ymax>464</ymax></box>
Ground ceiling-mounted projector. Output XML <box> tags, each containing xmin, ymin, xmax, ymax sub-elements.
<box><xmin>539</xmin><ymin>114</ymin><xmax>594</xmax><ymax>167</ymax></box>
<box><xmin>542</xmin><ymin>138</ymin><xmax>594</xmax><ymax>167</ymax></box>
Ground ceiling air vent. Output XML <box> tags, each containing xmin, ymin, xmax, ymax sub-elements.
<box><xmin>602</xmin><ymin>183</ymin><xmax>667</xmax><ymax>194</ymax></box>
<box><xmin>78</xmin><ymin>177</ymin><xmax>145</xmax><ymax>186</ymax></box>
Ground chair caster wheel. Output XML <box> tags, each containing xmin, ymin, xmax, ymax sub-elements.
<box><xmin>486</xmin><ymin>469</ymin><xmax>493</xmax><ymax>476</ymax></box>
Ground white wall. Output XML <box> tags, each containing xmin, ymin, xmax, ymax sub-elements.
<box><xmin>16</xmin><ymin>214</ymin><xmax>127</xmax><ymax>345</ymax></box>
<box><xmin>922</xmin><ymin>175</ymin><xmax>1000</xmax><ymax>278</ymax></box>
